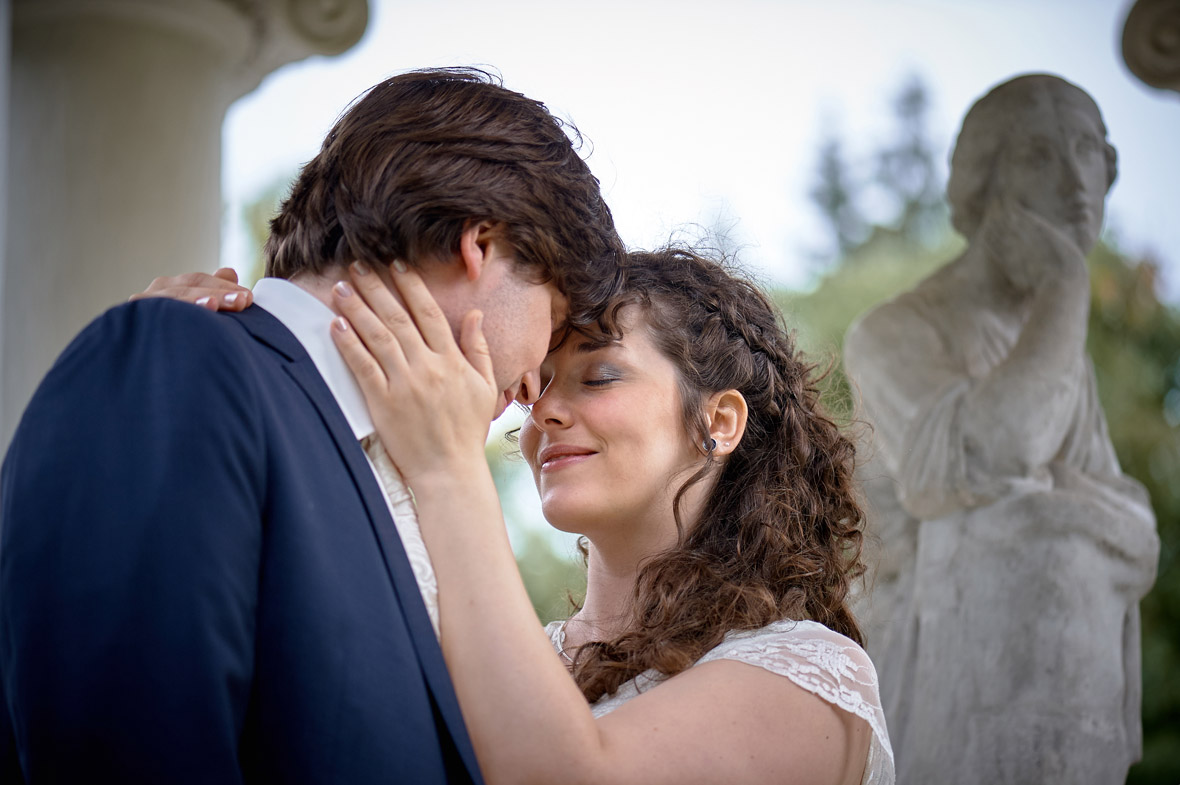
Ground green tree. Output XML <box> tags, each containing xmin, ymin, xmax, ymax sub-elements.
<box><xmin>809</xmin><ymin>130</ymin><xmax>869</xmax><ymax>262</ymax></box>
<box><xmin>241</xmin><ymin>177</ymin><xmax>295</xmax><ymax>287</ymax></box>
<box><xmin>873</xmin><ymin>75</ymin><xmax>947</xmax><ymax>248</ymax></box>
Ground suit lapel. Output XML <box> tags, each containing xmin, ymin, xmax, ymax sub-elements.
<box><xmin>227</xmin><ymin>306</ymin><xmax>484</xmax><ymax>784</ymax></box>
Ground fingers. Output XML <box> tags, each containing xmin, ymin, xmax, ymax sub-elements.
<box><xmin>1009</xmin><ymin>204</ymin><xmax>1085</xmax><ymax>260</ymax></box>
<box><xmin>129</xmin><ymin>270</ymin><xmax>252</xmax><ymax>311</ymax></box>
<box><xmin>332</xmin><ymin>276</ymin><xmax>413</xmax><ymax>373</ymax></box>
<box><xmin>338</xmin><ymin>259</ymin><xmax>456</xmax><ymax>359</ymax></box>
<box><xmin>331</xmin><ymin>261</ymin><xmax>494</xmax><ymax>404</ymax></box>
<box><xmin>338</xmin><ymin>261</ymin><xmax>425</xmax><ymax>358</ymax></box>
<box><xmin>977</xmin><ymin>204</ymin><xmax>1011</xmax><ymax>262</ymax></box>
<box><xmin>459</xmin><ymin>310</ymin><xmax>495</xmax><ymax>390</ymax></box>
<box><xmin>383</xmin><ymin>262</ymin><xmax>459</xmax><ymax>352</ymax></box>
<box><xmin>329</xmin><ymin>315</ymin><xmax>399</xmax><ymax>404</ymax></box>
<box><xmin>203</xmin><ymin>289</ymin><xmax>252</xmax><ymax>311</ymax></box>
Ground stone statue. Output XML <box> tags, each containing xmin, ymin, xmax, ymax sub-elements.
<box><xmin>843</xmin><ymin>74</ymin><xmax>1160</xmax><ymax>785</ymax></box>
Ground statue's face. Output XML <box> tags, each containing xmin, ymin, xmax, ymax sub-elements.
<box><xmin>995</xmin><ymin>100</ymin><xmax>1108</xmax><ymax>254</ymax></box>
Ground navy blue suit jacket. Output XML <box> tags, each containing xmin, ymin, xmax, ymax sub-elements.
<box><xmin>0</xmin><ymin>299</ymin><xmax>483</xmax><ymax>784</ymax></box>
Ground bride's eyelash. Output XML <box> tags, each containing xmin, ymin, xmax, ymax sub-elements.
<box><xmin>584</xmin><ymin>376</ymin><xmax>618</xmax><ymax>387</ymax></box>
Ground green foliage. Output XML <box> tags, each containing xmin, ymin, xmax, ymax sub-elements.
<box><xmin>513</xmin><ymin>529</ymin><xmax>587</xmax><ymax>624</ymax></box>
<box><xmin>1087</xmin><ymin>245</ymin><xmax>1180</xmax><ymax>785</ymax></box>
<box><xmin>773</xmin><ymin>228</ymin><xmax>963</xmax><ymax>421</ymax></box>
<box><xmin>809</xmin><ymin>133</ymin><xmax>869</xmax><ymax>260</ymax></box>
<box><xmin>485</xmin><ymin>434</ymin><xmax>586</xmax><ymax>623</ymax></box>
<box><xmin>241</xmin><ymin>177</ymin><xmax>295</xmax><ymax>287</ymax></box>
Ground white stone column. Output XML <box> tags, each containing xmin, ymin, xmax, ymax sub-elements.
<box><xmin>2</xmin><ymin>0</ymin><xmax>368</xmax><ymax>446</ymax></box>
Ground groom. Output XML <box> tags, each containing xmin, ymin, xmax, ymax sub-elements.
<box><xmin>0</xmin><ymin>68</ymin><xmax>623</xmax><ymax>783</ymax></box>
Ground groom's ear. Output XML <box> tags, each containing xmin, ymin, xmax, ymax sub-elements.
<box><xmin>457</xmin><ymin>220</ymin><xmax>504</xmax><ymax>282</ymax></box>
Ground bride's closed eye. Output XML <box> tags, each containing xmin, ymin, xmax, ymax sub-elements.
<box><xmin>583</xmin><ymin>365</ymin><xmax>621</xmax><ymax>387</ymax></box>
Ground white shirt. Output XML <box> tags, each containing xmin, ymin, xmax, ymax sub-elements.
<box><xmin>252</xmin><ymin>277</ymin><xmax>441</xmax><ymax>637</ymax></box>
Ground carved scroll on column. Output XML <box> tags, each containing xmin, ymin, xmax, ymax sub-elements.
<box><xmin>1122</xmin><ymin>0</ymin><xmax>1180</xmax><ymax>94</ymax></box>
<box><xmin>286</xmin><ymin>0</ymin><xmax>369</xmax><ymax>56</ymax></box>
<box><xmin>217</xmin><ymin>0</ymin><xmax>369</xmax><ymax>98</ymax></box>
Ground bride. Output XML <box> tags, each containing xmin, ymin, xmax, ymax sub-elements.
<box><xmin>147</xmin><ymin>248</ymin><xmax>893</xmax><ymax>784</ymax></box>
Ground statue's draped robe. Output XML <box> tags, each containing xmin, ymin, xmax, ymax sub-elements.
<box><xmin>845</xmin><ymin>280</ymin><xmax>1159</xmax><ymax>785</ymax></box>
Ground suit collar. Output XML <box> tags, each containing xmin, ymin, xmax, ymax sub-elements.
<box><xmin>223</xmin><ymin>301</ymin><xmax>304</xmax><ymax>362</ymax></box>
<box><xmin>251</xmin><ymin>278</ymin><xmax>374</xmax><ymax>441</ymax></box>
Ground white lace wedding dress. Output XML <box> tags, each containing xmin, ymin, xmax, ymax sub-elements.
<box><xmin>547</xmin><ymin>618</ymin><xmax>895</xmax><ymax>785</ymax></box>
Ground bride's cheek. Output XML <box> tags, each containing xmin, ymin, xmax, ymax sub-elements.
<box><xmin>518</xmin><ymin>419</ymin><xmax>540</xmax><ymax>465</ymax></box>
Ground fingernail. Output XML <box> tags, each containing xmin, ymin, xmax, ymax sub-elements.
<box><xmin>195</xmin><ymin>296</ymin><xmax>213</xmax><ymax>309</ymax></box>
<box><xmin>333</xmin><ymin>316</ymin><xmax>350</xmax><ymax>332</ymax></box>
<box><xmin>352</xmin><ymin>260</ymin><xmax>370</xmax><ymax>276</ymax></box>
<box><xmin>392</xmin><ymin>259</ymin><xmax>407</xmax><ymax>274</ymax></box>
<box><xmin>224</xmin><ymin>292</ymin><xmax>239</xmax><ymax>305</ymax></box>
<box><xmin>333</xmin><ymin>281</ymin><xmax>354</xmax><ymax>297</ymax></box>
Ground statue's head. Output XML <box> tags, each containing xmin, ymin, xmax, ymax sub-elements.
<box><xmin>947</xmin><ymin>74</ymin><xmax>1117</xmax><ymax>254</ymax></box>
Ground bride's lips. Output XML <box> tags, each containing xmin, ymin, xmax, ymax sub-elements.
<box><xmin>537</xmin><ymin>443</ymin><xmax>597</xmax><ymax>472</ymax></box>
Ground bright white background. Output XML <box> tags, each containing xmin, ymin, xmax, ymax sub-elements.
<box><xmin>221</xmin><ymin>0</ymin><xmax>1180</xmax><ymax>551</ymax></box>
<box><xmin>223</xmin><ymin>0</ymin><xmax>1179</xmax><ymax>294</ymax></box>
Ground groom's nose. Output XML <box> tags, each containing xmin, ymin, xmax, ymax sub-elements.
<box><xmin>515</xmin><ymin>369</ymin><xmax>543</xmax><ymax>407</ymax></box>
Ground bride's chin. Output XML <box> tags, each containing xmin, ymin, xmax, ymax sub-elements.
<box><xmin>539</xmin><ymin>500</ymin><xmax>596</xmax><ymax>537</ymax></box>
<box><xmin>541</xmin><ymin>512</ymin><xmax>586</xmax><ymax>537</ymax></box>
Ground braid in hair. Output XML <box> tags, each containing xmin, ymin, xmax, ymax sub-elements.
<box><xmin>569</xmin><ymin>247</ymin><xmax>865</xmax><ymax>703</ymax></box>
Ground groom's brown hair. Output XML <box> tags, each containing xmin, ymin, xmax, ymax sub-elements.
<box><xmin>265</xmin><ymin>67</ymin><xmax>624</xmax><ymax>327</ymax></box>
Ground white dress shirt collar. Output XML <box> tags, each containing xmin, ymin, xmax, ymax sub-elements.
<box><xmin>252</xmin><ymin>277</ymin><xmax>375</xmax><ymax>441</ymax></box>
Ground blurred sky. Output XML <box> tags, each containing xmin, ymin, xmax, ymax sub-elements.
<box><xmin>223</xmin><ymin>0</ymin><xmax>1180</xmax><ymax>297</ymax></box>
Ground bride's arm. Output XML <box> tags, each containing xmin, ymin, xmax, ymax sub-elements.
<box><xmin>329</xmin><ymin>262</ymin><xmax>869</xmax><ymax>785</ymax></box>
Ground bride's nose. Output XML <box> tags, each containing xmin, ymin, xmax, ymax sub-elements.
<box><xmin>528</xmin><ymin>385</ymin><xmax>569</xmax><ymax>430</ymax></box>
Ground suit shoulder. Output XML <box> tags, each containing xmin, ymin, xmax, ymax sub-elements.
<box><xmin>91</xmin><ymin>297</ymin><xmax>253</xmax><ymax>348</ymax></box>
<box><xmin>33</xmin><ymin>299</ymin><xmax>265</xmax><ymax>417</ymax></box>
<box><xmin>52</xmin><ymin>299</ymin><xmax>268</xmax><ymax>384</ymax></box>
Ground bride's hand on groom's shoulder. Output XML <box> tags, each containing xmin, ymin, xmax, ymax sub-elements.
<box><xmin>331</xmin><ymin>260</ymin><xmax>498</xmax><ymax>483</ymax></box>
<box><xmin>129</xmin><ymin>267</ymin><xmax>253</xmax><ymax>311</ymax></box>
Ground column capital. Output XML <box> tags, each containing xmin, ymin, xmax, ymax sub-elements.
<box><xmin>14</xmin><ymin>0</ymin><xmax>369</xmax><ymax>97</ymax></box>
<box><xmin>1122</xmin><ymin>0</ymin><xmax>1180</xmax><ymax>95</ymax></box>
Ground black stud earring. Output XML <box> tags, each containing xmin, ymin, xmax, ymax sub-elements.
<box><xmin>703</xmin><ymin>438</ymin><xmax>717</xmax><ymax>452</ymax></box>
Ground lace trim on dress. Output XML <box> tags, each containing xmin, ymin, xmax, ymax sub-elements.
<box><xmin>698</xmin><ymin>620</ymin><xmax>892</xmax><ymax>762</ymax></box>
<box><xmin>545</xmin><ymin>618</ymin><xmax>895</xmax><ymax>785</ymax></box>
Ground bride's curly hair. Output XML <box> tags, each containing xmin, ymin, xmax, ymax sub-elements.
<box><xmin>568</xmin><ymin>246</ymin><xmax>866</xmax><ymax>703</ymax></box>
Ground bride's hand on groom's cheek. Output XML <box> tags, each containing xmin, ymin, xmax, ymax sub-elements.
<box><xmin>130</xmin><ymin>267</ymin><xmax>253</xmax><ymax>311</ymax></box>
<box><xmin>330</xmin><ymin>260</ymin><xmax>498</xmax><ymax>482</ymax></box>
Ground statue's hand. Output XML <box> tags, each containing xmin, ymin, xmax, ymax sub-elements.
<box><xmin>978</xmin><ymin>201</ymin><xmax>1087</xmax><ymax>296</ymax></box>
